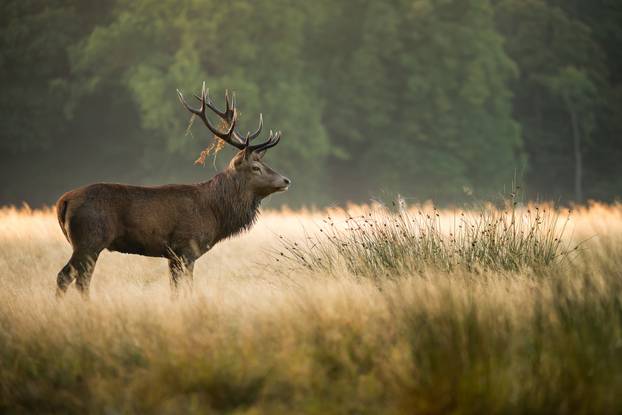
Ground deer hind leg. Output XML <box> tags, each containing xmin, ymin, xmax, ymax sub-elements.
<box><xmin>56</xmin><ymin>261</ymin><xmax>76</xmax><ymax>297</ymax></box>
<box><xmin>56</xmin><ymin>250</ymin><xmax>99</xmax><ymax>298</ymax></box>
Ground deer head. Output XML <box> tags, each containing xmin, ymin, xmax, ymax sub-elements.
<box><xmin>177</xmin><ymin>83</ymin><xmax>291</xmax><ymax>198</ymax></box>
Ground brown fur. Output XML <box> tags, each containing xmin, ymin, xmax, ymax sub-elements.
<box><xmin>55</xmin><ymin>150</ymin><xmax>289</xmax><ymax>296</ymax></box>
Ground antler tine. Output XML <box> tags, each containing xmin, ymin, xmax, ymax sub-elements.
<box><xmin>201</xmin><ymin>88</ymin><xmax>235</xmax><ymax>122</ymax></box>
<box><xmin>225</xmin><ymin>89</ymin><xmax>232</xmax><ymax>114</ymax></box>
<box><xmin>177</xmin><ymin>86</ymin><xmax>245</xmax><ymax>150</ymax></box>
<box><xmin>247</xmin><ymin>129</ymin><xmax>281</xmax><ymax>153</ymax></box>
<box><xmin>177</xmin><ymin>89</ymin><xmax>202</xmax><ymax>116</ymax></box>
<box><xmin>248</xmin><ymin>113</ymin><xmax>263</xmax><ymax>141</ymax></box>
<box><xmin>232</xmin><ymin>113</ymin><xmax>263</xmax><ymax>146</ymax></box>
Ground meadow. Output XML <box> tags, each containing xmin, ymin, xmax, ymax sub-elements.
<box><xmin>1</xmin><ymin>201</ymin><xmax>621</xmax><ymax>414</ymax></box>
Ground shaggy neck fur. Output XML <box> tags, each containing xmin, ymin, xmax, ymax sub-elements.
<box><xmin>200</xmin><ymin>170</ymin><xmax>261</xmax><ymax>242</ymax></box>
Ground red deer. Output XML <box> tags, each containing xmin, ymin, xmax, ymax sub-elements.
<box><xmin>55</xmin><ymin>83</ymin><xmax>290</xmax><ymax>296</ymax></box>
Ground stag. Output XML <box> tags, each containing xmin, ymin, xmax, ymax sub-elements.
<box><xmin>55</xmin><ymin>83</ymin><xmax>290</xmax><ymax>296</ymax></box>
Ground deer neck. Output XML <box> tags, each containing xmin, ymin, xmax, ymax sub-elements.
<box><xmin>200</xmin><ymin>171</ymin><xmax>261</xmax><ymax>242</ymax></box>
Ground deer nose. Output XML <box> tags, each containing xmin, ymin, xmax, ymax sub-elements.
<box><xmin>283</xmin><ymin>177</ymin><xmax>291</xmax><ymax>185</ymax></box>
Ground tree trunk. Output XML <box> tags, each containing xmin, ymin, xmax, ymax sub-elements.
<box><xmin>569</xmin><ymin>104</ymin><xmax>583</xmax><ymax>203</ymax></box>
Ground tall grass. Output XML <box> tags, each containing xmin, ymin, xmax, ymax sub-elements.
<box><xmin>276</xmin><ymin>194</ymin><xmax>574</xmax><ymax>277</ymax></box>
<box><xmin>0</xmin><ymin>203</ymin><xmax>621</xmax><ymax>414</ymax></box>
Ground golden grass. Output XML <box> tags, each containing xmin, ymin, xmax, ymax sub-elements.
<box><xmin>1</xmin><ymin>203</ymin><xmax>621</xmax><ymax>414</ymax></box>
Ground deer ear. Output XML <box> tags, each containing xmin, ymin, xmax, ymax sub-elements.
<box><xmin>252</xmin><ymin>149</ymin><xmax>267</xmax><ymax>160</ymax></box>
<box><xmin>233</xmin><ymin>150</ymin><xmax>247</xmax><ymax>168</ymax></box>
<box><xmin>243</xmin><ymin>148</ymin><xmax>264</xmax><ymax>161</ymax></box>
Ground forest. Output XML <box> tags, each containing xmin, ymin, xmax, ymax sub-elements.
<box><xmin>1</xmin><ymin>0</ymin><xmax>621</xmax><ymax>207</ymax></box>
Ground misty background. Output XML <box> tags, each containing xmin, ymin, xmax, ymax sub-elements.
<box><xmin>1</xmin><ymin>0</ymin><xmax>621</xmax><ymax>208</ymax></box>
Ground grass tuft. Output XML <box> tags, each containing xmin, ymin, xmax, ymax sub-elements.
<box><xmin>276</xmin><ymin>192</ymin><xmax>575</xmax><ymax>278</ymax></box>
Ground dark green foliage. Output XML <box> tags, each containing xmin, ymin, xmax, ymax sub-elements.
<box><xmin>495</xmin><ymin>0</ymin><xmax>622</xmax><ymax>202</ymax></box>
<box><xmin>0</xmin><ymin>0</ymin><xmax>620</xmax><ymax>206</ymax></box>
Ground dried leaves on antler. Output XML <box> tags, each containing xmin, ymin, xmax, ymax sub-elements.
<box><xmin>191</xmin><ymin>117</ymin><xmax>229</xmax><ymax>165</ymax></box>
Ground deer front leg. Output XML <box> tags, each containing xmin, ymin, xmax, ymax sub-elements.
<box><xmin>168</xmin><ymin>256</ymin><xmax>195</xmax><ymax>295</ymax></box>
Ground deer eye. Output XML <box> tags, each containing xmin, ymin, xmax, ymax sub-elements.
<box><xmin>252</xmin><ymin>165</ymin><xmax>261</xmax><ymax>173</ymax></box>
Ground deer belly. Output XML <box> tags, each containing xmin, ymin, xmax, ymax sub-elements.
<box><xmin>107</xmin><ymin>235</ymin><xmax>169</xmax><ymax>257</ymax></box>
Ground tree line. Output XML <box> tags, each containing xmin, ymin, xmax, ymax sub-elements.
<box><xmin>1</xmin><ymin>0</ymin><xmax>620</xmax><ymax>207</ymax></box>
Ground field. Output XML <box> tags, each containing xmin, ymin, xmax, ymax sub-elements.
<box><xmin>1</xmin><ymin>202</ymin><xmax>621</xmax><ymax>414</ymax></box>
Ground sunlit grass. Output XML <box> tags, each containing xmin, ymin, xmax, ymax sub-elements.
<box><xmin>0</xmin><ymin>202</ymin><xmax>621</xmax><ymax>414</ymax></box>
<box><xmin>275</xmin><ymin>194</ymin><xmax>576</xmax><ymax>277</ymax></box>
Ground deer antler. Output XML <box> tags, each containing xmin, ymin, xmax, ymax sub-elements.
<box><xmin>247</xmin><ymin>130</ymin><xmax>281</xmax><ymax>153</ymax></box>
<box><xmin>177</xmin><ymin>82</ymin><xmax>279</xmax><ymax>153</ymax></box>
<box><xmin>177</xmin><ymin>82</ymin><xmax>246</xmax><ymax>149</ymax></box>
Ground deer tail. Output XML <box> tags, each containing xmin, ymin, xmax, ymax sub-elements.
<box><xmin>56</xmin><ymin>198</ymin><xmax>70</xmax><ymax>242</ymax></box>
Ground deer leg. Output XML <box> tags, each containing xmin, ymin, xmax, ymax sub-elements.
<box><xmin>56</xmin><ymin>261</ymin><xmax>76</xmax><ymax>297</ymax></box>
<box><xmin>57</xmin><ymin>251</ymin><xmax>98</xmax><ymax>298</ymax></box>
<box><xmin>74</xmin><ymin>252</ymin><xmax>99</xmax><ymax>298</ymax></box>
<box><xmin>168</xmin><ymin>256</ymin><xmax>195</xmax><ymax>294</ymax></box>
